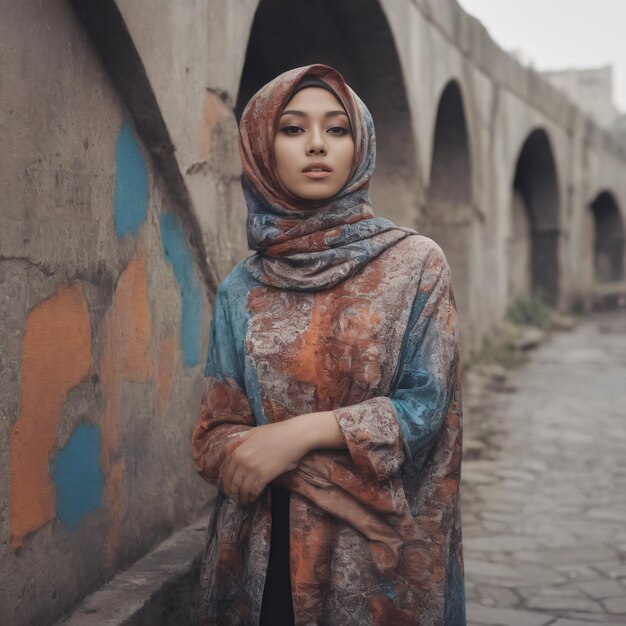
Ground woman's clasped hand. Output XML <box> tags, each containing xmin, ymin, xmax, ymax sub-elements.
<box><xmin>219</xmin><ymin>420</ymin><xmax>307</xmax><ymax>506</ymax></box>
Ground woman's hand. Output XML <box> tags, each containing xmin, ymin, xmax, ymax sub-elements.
<box><xmin>220</xmin><ymin>410</ymin><xmax>346</xmax><ymax>506</ymax></box>
<box><xmin>220</xmin><ymin>419</ymin><xmax>307</xmax><ymax>506</ymax></box>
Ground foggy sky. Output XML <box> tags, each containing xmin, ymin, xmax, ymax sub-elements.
<box><xmin>457</xmin><ymin>0</ymin><xmax>626</xmax><ymax>113</ymax></box>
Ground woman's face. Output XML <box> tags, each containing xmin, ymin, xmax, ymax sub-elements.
<box><xmin>273</xmin><ymin>87</ymin><xmax>355</xmax><ymax>201</ymax></box>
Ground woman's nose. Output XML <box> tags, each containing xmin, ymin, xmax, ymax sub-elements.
<box><xmin>306</xmin><ymin>129</ymin><xmax>327</xmax><ymax>155</ymax></box>
<box><xmin>307</xmin><ymin>143</ymin><xmax>327</xmax><ymax>155</ymax></box>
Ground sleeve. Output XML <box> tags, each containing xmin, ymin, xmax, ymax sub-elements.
<box><xmin>191</xmin><ymin>284</ymin><xmax>255</xmax><ymax>485</ymax></box>
<box><xmin>332</xmin><ymin>242</ymin><xmax>460</xmax><ymax>482</ymax></box>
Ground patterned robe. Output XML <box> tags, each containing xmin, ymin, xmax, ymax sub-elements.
<box><xmin>191</xmin><ymin>233</ymin><xmax>466</xmax><ymax>625</ymax></box>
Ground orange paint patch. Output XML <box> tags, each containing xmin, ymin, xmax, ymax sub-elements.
<box><xmin>156</xmin><ymin>333</ymin><xmax>176</xmax><ymax>413</ymax></box>
<box><xmin>98</xmin><ymin>250</ymin><xmax>152</xmax><ymax>564</ymax></box>
<box><xmin>10</xmin><ymin>283</ymin><xmax>92</xmax><ymax>550</ymax></box>
<box><xmin>201</xmin><ymin>92</ymin><xmax>230</xmax><ymax>158</ymax></box>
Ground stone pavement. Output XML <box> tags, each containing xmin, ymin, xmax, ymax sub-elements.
<box><xmin>461</xmin><ymin>311</ymin><xmax>626</xmax><ymax>626</ymax></box>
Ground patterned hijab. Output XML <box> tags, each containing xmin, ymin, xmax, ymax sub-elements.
<box><xmin>239</xmin><ymin>63</ymin><xmax>417</xmax><ymax>291</ymax></box>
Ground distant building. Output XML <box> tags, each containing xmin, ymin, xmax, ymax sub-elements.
<box><xmin>541</xmin><ymin>65</ymin><xmax>620</xmax><ymax>128</ymax></box>
<box><xmin>613</xmin><ymin>112</ymin><xmax>626</xmax><ymax>145</ymax></box>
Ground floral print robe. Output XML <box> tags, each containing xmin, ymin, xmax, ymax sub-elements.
<box><xmin>191</xmin><ymin>234</ymin><xmax>466</xmax><ymax>625</ymax></box>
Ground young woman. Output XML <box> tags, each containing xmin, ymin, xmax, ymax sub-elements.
<box><xmin>192</xmin><ymin>64</ymin><xmax>466</xmax><ymax>626</ymax></box>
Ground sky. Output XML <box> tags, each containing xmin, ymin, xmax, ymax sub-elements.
<box><xmin>456</xmin><ymin>0</ymin><xmax>626</xmax><ymax>112</ymax></box>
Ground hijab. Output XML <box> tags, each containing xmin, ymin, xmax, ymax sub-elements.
<box><xmin>238</xmin><ymin>63</ymin><xmax>417</xmax><ymax>291</ymax></box>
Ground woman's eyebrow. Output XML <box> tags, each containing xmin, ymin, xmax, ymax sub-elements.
<box><xmin>280</xmin><ymin>110</ymin><xmax>348</xmax><ymax>117</ymax></box>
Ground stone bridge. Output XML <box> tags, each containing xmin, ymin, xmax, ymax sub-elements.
<box><xmin>1</xmin><ymin>1</ymin><xmax>625</xmax><ymax>624</ymax></box>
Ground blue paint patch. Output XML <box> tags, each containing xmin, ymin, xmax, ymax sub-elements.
<box><xmin>51</xmin><ymin>425</ymin><xmax>104</xmax><ymax>531</ymax></box>
<box><xmin>159</xmin><ymin>212</ymin><xmax>202</xmax><ymax>367</ymax></box>
<box><xmin>114</xmin><ymin>120</ymin><xmax>149</xmax><ymax>238</ymax></box>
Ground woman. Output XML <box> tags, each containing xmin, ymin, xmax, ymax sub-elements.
<box><xmin>192</xmin><ymin>64</ymin><xmax>466</xmax><ymax>625</ymax></box>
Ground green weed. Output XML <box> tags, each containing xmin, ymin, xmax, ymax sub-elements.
<box><xmin>506</xmin><ymin>294</ymin><xmax>552</xmax><ymax>329</ymax></box>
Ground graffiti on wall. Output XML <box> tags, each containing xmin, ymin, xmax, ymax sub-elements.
<box><xmin>9</xmin><ymin>119</ymin><xmax>203</xmax><ymax>558</ymax></box>
<box><xmin>160</xmin><ymin>212</ymin><xmax>202</xmax><ymax>368</ymax></box>
<box><xmin>114</xmin><ymin>119</ymin><xmax>149</xmax><ymax>238</ymax></box>
<box><xmin>10</xmin><ymin>283</ymin><xmax>93</xmax><ymax>550</ymax></box>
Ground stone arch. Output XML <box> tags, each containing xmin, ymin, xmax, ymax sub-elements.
<box><xmin>509</xmin><ymin>128</ymin><xmax>561</xmax><ymax>304</ymax></box>
<box><xmin>236</xmin><ymin>0</ymin><xmax>419</xmax><ymax>227</ymax></box>
<box><xmin>589</xmin><ymin>191</ymin><xmax>625</xmax><ymax>282</ymax></box>
<box><xmin>428</xmin><ymin>81</ymin><xmax>472</xmax><ymax>204</ymax></box>
<box><xmin>423</xmin><ymin>80</ymin><xmax>473</xmax><ymax>332</ymax></box>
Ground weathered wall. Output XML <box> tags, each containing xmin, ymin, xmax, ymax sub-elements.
<box><xmin>0</xmin><ymin>2</ymin><xmax>216</xmax><ymax>623</ymax></box>
<box><xmin>1</xmin><ymin>0</ymin><xmax>626</xmax><ymax>624</ymax></box>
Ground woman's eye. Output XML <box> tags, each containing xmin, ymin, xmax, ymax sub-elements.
<box><xmin>281</xmin><ymin>125</ymin><xmax>303</xmax><ymax>135</ymax></box>
<box><xmin>328</xmin><ymin>126</ymin><xmax>349</xmax><ymax>135</ymax></box>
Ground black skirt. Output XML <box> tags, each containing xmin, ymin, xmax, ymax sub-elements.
<box><xmin>259</xmin><ymin>486</ymin><xmax>295</xmax><ymax>626</ymax></box>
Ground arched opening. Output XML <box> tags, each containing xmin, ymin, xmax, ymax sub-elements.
<box><xmin>509</xmin><ymin>129</ymin><xmax>561</xmax><ymax>304</ymax></box>
<box><xmin>590</xmin><ymin>191</ymin><xmax>625</xmax><ymax>282</ymax></box>
<box><xmin>507</xmin><ymin>188</ymin><xmax>531</xmax><ymax>301</ymax></box>
<box><xmin>236</xmin><ymin>0</ymin><xmax>419</xmax><ymax>226</ymax></box>
<box><xmin>423</xmin><ymin>81</ymin><xmax>473</xmax><ymax>333</ymax></box>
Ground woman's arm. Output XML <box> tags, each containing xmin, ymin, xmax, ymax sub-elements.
<box><xmin>330</xmin><ymin>241</ymin><xmax>459</xmax><ymax>481</ymax></box>
<box><xmin>225</xmin><ymin>240</ymin><xmax>459</xmax><ymax>503</ymax></box>
<box><xmin>220</xmin><ymin>410</ymin><xmax>345</xmax><ymax>505</ymax></box>
<box><xmin>301</xmin><ymin>242</ymin><xmax>458</xmax><ymax>483</ymax></box>
<box><xmin>191</xmin><ymin>284</ymin><xmax>256</xmax><ymax>485</ymax></box>
<box><xmin>216</xmin><ymin>240</ymin><xmax>459</xmax><ymax>508</ymax></box>
<box><xmin>193</xmin><ymin>275</ymin><xmax>348</xmax><ymax>504</ymax></box>
<box><xmin>301</xmin><ymin>410</ymin><xmax>347</xmax><ymax>449</ymax></box>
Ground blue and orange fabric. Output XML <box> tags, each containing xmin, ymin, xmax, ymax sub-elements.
<box><xmin>192</xmin><ymin>64</ymin><xmax>466</xmax><ymax>625</ymax></box>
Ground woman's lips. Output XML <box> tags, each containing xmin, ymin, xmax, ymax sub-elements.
<box><xmin>303</xmin><ymin>170</ymin><xmax>332</xmax><ymax>179</ymax></box>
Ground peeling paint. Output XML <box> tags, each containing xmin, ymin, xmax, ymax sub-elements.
<box><xmin>156</xmin><ymin>333</ymin><xmax>176</xmax><ymax>413</ymax></box>
<box><xmin>159</xmin><ymin>212</ymin><xmax>202</xmax><ymax>367</ymax></box>
<box><xmin>114</xmin><ymin>120</ymin><xmax>149</xmax><ymax>238</ymax></box>
<box><xmin>51</xmin><ymin>425</ymin><xmax>104</xmax><ymax>530</ymax></box>
<box><xmin>10</xmin><ymin>283</ymin><xmax>92</xmax><ymax>550</ymax></box>
<box><xmin>201</xmin><ymin>92</ymin><xmax>230</xmax><ymax>159</ymax></box>
<box><xmin>98</xmin><ymin>249</ymin><xmax>152</xmax><ymax>564</ymax></box>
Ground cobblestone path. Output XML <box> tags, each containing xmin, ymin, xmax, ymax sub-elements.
<box><xmin>461</xmin><ymin>311</ymin><xmax>626</xmax><ymax>626</ymax></box>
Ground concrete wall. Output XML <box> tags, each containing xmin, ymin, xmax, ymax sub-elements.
<box><xmin>0</xmin><ymin>2</ymin><xmax>218</xmax><ymax>623</ymax></box>
<box><xmin>542</xmin><ymin>65</ymin><xmax>620</xmax><ymax>128</ymax></box>
<box><xmin>2</xmin><ymin>0</ymin><xmax>626</xmax><ymax>624</ymax></box>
